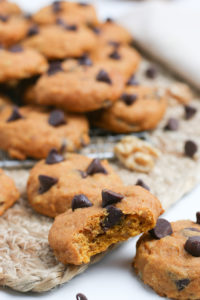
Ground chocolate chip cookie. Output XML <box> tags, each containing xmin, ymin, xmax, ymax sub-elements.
<box><xmin>91</xmin><ymin>85</ymin><xmax>167</xmax><ymax>133</ymax></box>
<box><xmin>27</xmin><ymin>153</ymin><xmax>123</xmax><ymax>217</ymax></box>
<box><xmin>134</xmin><ymin>218</ymin><xmax>200</xmax><ymax>299</ymax></box>
<box><xmin>49</xmin><ymin>185</ymin><xmax>163</xmax><ymax>265</ymax></box>
<box><xmin>0</xmin><ymin>0</ymin><xmax>21</xmax><ymax>16</ymax></box>
<box><xmin>0</xmin><ymin>105</ymin><xmax>90</xmax><ymax>159</ymax></box>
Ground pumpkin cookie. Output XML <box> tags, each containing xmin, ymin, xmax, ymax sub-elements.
<box><xmin>0</xmin><ymin>168</ymin><xmax>20</xmax><ymax>216</ymax></box>
<box><xmin>48</xmin><ymin>185</ymin><xmax>163</xmax><ymax>265</ymax></box>
<box><xmin>0</xmin><ymin>105</ymin><xmax>90</xmax><ymax>160</ymax></box>
<box><xmin>33</xmin><ymin>59</ymin><xmax>124</xmax><ymax>112</ymax></box>
<box><xmin>23</xmin><ymin>24</ymin><xmax>97</xmax><ymax>59</ymax></box>
<box><xmin>134</xmin><ymin>218</ymin><xmax>200</xmax><ymax>300</ymax></box>
<box><xmin>27</xmin><ymin>153</ymin><xmax>123</xmax><ymax>217</ymax></box>
<box><xmin>91</xmin><ymin>85</ymin><xmax>167</xmax><ymax>133</ymax></box>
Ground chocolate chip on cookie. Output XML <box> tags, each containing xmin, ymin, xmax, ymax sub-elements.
<box><xmin>86</xmin><ymin>158</ymin><xmax>108</xmax><ymax>175</ymax></box>
<box><xmin>175</xmin><ymin>279</ymin><xmax>190</xmax><ymax>292</ymax></box>
<box><xmin>149</xmin><ymin>218</ymin><xmax>173</xmax><ymax>239</ymax></box>
<box><xmin>101</xmin><ymin>205</ymin><xmax>123</xmax><ymax>231</ymax></box>
<box><xmin>96</xmin><ymin>69</ymin><xmax>112</xmax><ymax>84</ymax></box>
<box><xmin>109</xmin><ymin>49</ymin><xmax>121</xmax><ymax>60</ymax></box>
<box><xmin>38</xmin><ymin>175</ymin><xmax>58</xmax><ymax>194</ymax></box>
<box><xmin>7</xmin><ymin>106</ymin><xmax>23</xmax><ymax>122</ymax></box>
<box><xmin>46</xmin><ymin>149</ymin><xmax>64</xmax><ymax>165</ymax></box>
<box><xmin>184</xmin><ymin>236</ymin><xmax>200</xmax><ymax>257</ymax></box>
<box><xmin>78</xmin><ymin>54</ymin><xmax>92</xmax><ymax>66</ymax></box>
<box><xmin>72</xmin><ymin>194</ymin><xmax>93</xmax><ymax>211</ymax></box>
<box><xmin>48</xmin><ymin>109</ymin><xmax>66</xmax><ymax>127</ymax></box>
<box><xmin>184</xmin><ymin>105</ymin><xmax>197</xmax><ymax>120</ymax></box>
<box><xmin>135</xmin><ymin>179</ymin><xmax>150</xmax><ymax>191</ymax></box>
<box><xmin>9</xmin><ymin>45</ymin><xmax>23</xmax><ymax>53</ymax></box>
<box><xmin>196</xmin><ymin>212</ymin><xmax>200</xmax><ymax>225</ymax></box>
<box><xmin>0</xmin><ymin>14</ymin><xmax>8</xmax><ymax>22</ymax></box>
<box><xmin>121</xmin><ymin>93</ymin><xmax>137</xmax><ymax>105</ymax></box>
<box><xmin>27</xmin><ymin>24</ymin><xmax>39</xmax><ymax>37</ymax></box>
<box><xmin>164</xmin><ymin>118</ymin><xmax>179</xmax><ymax>131</ymax></box>
<box><xmin>102</xmin><ymin>189</ymin><xmax>124</xmax><ymax>207</ymax></box>
<box><xmin>47</xmin><ymin>61</ymin><xmax>63</xmax><ymax>76</ymax></box>
<box><xmin>184</xmin><ymin>140</ymin><xmax>198</xmax><ymax>158</ymax></box>
<box><xmin>52</xmin><ymin>1</ymin><xmax>62</xmax><ymax>13</ymax></box>
<box><xmin>126</xmin><ymin>74</ymin><xmax>139</xmax><ymax>86</ymax></box>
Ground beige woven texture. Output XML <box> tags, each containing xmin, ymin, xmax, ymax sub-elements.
<box><xmin>0</xmin><ymin>60</ymin><xmax>200</xmax><ymax>293</ymax></box>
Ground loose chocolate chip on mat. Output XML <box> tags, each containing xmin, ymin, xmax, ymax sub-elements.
<box><xmin>121</xmin><ymin>93</ymin><xmax>137</xmax><ymax>106</ymax></box>
<box><xmin>145</xmin><ymin>66</ymin><xmax>157</xmax><ymax>79</ymax></box>
<box><xmin>149</xmin><ymin>218</ymin><xmax>173</xmax><ymax>239</ymax></box>
<box><xmin>102</xmin><ymin>189</ymin><xmax>124</xmax><ymax>208</ymax></box>
<box><xmin>184</xmin><ymin>105</ymin><xmax>197</xmax><ymax>120</ymax></box>
<box><xmin>126</xmin><ymin>74</ymin><xmax>139</xmax><ymax>86</ymax></box>
<box><xmin>184</xmin><ymin>140</ymin><xmax>198</xmax><ymax>158</ymax></box>
<box><xmin>102</xmin><ymin>206</ymin><xmax>123</xmax><ymax>231</ymax></box>
<box><xmin>96</xmin><ymin>70</ymin><xmax>112</xmax><ymax>84</ymax></box>
<box><xmin>164</xmin><ymin>118</ymin><xmax>179</xmax><ymax>131</ymax></box>
<box><xmin>46</xmin><ymin>149</ymin><xmax>64</xmax><ymax>165</ymax></box>
<box><xmin>48</xmin><ymin>109</ymin><xmax>66</xmax><ymax>127</ymax></box>
<box><xmin>72</xmin><ymin>194</ymin><xmax>93</xmax><ymax>211</ymax></box>
<box><xmin>9</xmin><ymin>45</ymin><xmax>23</xmax><ymax>53</ymax></box>
<box><xmin>38</xmin><ymin>175</ymin><xmax>58</xmax><ymax>194</ymax></box>
<box><xmin>27</xmin><ymin>24</ymin><xmax>39</xmax><ymax>37</ymax></box>
<box><xmin>109</xmin><ymin>50</ymin><xmax>121</xmax><ymax>60</ymax></box>
<box><xmin>135</xmin><ymin>179</ymin><xmax>150</xmax><ymax>191</ymax></box>
<box><xmin>196</xmin><ymin>212</ymin><xmax>200</xmax><ymax>225</ymax></box>
<box><xmin>184</xmin><ymin>236</ymin><xmax>200</xmax><ymax>257</ymax></box>
<box><xmin>76</xmin><ymin>293</ymin><xmax>88</xmax><ymax>300</ymax></box>
<box><xmin>0</xmin><ymin>15</ymin><xmax>8</xmax><ymax>22</ymax></box>
<box><xmin>78</xmin><ymin>54</ymin><xmax>92</xmax><ymax>66</ymax></box>
<box><xmin>86</xmin><ymin>158</ymin><xmax>108</xmax><ymax>175</ymax></box>
<box><xmin>78</xmin><ymin>170</ymin><xmax>87</xmax><ymax>178</ymax></box>
<box><xmin>47</xmin><ymin>61</ymin><xmax>63</xmax><ymax>76</ymax></box>
<box><xmin>52</xmin><ymin>1</ymin><xmax>62</xmax><ymax>13</ymax></box>
<box><xmin>7</xmin><ymin>106</ymin><xmax>23</xmax><ymax>122</ymax></box>
<box><xmin>175</xmin><ymin>279</ymin><xmax>190</xmax><ymax>291</ymax></box>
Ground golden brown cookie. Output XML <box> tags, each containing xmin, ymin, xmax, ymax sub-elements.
<box><xmin>0</xmin><ymin>94</ymin><xmax>11</xmax><ymax>108</ymax></box>
<box><xmin>48</xmin><ymin>185</ymin><xmax>163</xmax><ymax>265</ymax></box>
<box><xmin>0</xmin><ymin>168</ymin><xmax>19</xmax><ymax>216</ymax></box>
<box><xmin>0</xmin><ymin>105</ymin><xmax>90</xmax><ymax>160</ymax></box>
<box><xmin>134</xmin><ymin>218</ymin><xmax>200</xmax><ymax>300</ymax></box>
<box><xmin>91</xmin><ymin>85</ymin><xmax>167</xmax><ymax>133</ymax></box>
<box><xmin>33</xmin><ymin>1</ymin><xmax>98</xmax><ymax>26</ymax></box>
<box><xmin>27</xmin><ymin>153</ymin><xmax>123</xmax><ymax>217</ymax></box>
<box><xmin>32</xmin><ymin>59</ymin><xmax>124</xmax><ymax>112</ymax></box>
<box><xmin>0</xmin><ymin>46</ymin><xmax>48</xmax><ymax>82</ymax></box>
<box><xmin>22</xmin><ymin>24</ymin><xmax>97</xmax><ymax>59</ymax></box>
<box><xmin>0</xmin><ymin>0</ymin><xmax>21</xmax><ymax>16</ymax></box>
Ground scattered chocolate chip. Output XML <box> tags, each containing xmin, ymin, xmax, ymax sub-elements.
<box><xmin>164</xmin><ymin>118</ymin><xmax>179</xmax><ymax>131</ymax></box>
<box><xmin>86</xmin><ymin>158</ymin><xmax>107</xmax><ymax>175</ymax></box>
<box><xmin>27</xmin><ymin>24</ymin><xmax>39</xmax><ymax>37</ymax></box>
<box><xmin>38</xmin><ymin>175</ymin><xmax>58</xmax><ymax>194</ymax></box>
<box><xmin>184</xmin><ymin>105</ymin><xmax>197</xmax><ymax>120</ymax></box>
<box><xmin>7</xmin><ymin>106</ymin><xmax>23</xmax><ymax>122</ymax></box>
<box><xmin>102</xmin><ymin>189</ymin><xmax>124</xmax><ymax>208</ymax></box>
<box><xmin>52</xmin><ymin>1</ymin><xmax>62</xmax><ymax>13</ymax></box>
<box><xmin>108</xmin><ymin>41</ymin><xmax>120</xmax><ymax>48</ymax></box>
<box><xmin>121</xmin><ymin>93</ymin><xmax>137</xmax><ymax>106</ymax></box>
<box><xmin>0</xmin><ymin>15</ymin><xmax>8</xmax><ymax>22</ymax></box>
<box><xmin>72</xmin><ymin>194</ymin><xmax>93</xmax><ymax>211</ymax></box>
<box><xmin>126</xmin><ymin>74</ymin><xmax>139</xmax><ymax>86</ymax></box>
<box><xmin>78</xmin><ymin>54</ymin><xmax>92</xmax><ymax>66</ymax></box>
<box><xmin>78</xmin><ymin>170</ymin><xmax>87</xmax><ymax>178</ymax></box>
<box><xmin>78</xmin><ymin>2</ymin><xmax>89</xmax><ymax>6</ymax></box>
<box><xmin>48</xmin><ymin>109</ymin><xmax>66</xmax><ymax>127</ymax></box>
<box><xmin>184</xmin><ymin>236</ymin><xmax>200</xmax><ymax>257</ymax></box>
<box><xmin>135</xmin><ymin>179</ymin><xmax>150</xmax><ymax>191</ymax></box>
<box><xmin>96</xmin><ymin>69</ymin><xmax>112</xmax><ymax>84</ymax></box>
<box><xmin>109</xmin><ymin>49</ymin><xmax>121</xmax><ymax>60</ymax></box>
<box><xmin>196</xmin><ymin>212</ymin><xmax>200</xmax><ymax>225</ymax></box>
<box><xmin>184</xmin><ymin>140</ymin><xmax>198</xmax><ymax>158</ymax></box>
<box><xmin>47</xmin><ymin>61</ymin><xmax>63</xmax><ymax>76</ymax></box>
<box><xmin>175</xmin><ymin>279</ymin><xmax>190</xmax><ymax>291</ymax></box>
<box><xmin>149</xmin><ymin>218</ymin><xmax>173</xmax><ymax>239</ymax></box>
<box><xmin>101</xmin><ymin>206</ymin><xmax>123</xmax><ymax>231</ymax></box>
<box><xmin>76</xmin><ymin>293</ymin><xmax>88</xmax><ymax>300</ymax></box>
<box><xmin>106</xmin><ymin>17</ymin><xmax>113</xmax><ymax>23</ymax></box>
<box><xmin>9</xmin><ymin>45</ymin><xmax>23</xmax><ymax>53</ymax></box>
<box><xmin>145</xmin><ymin>66</ymin><xmax>157</xmax><ymax>79</ymax></box>
<box><xmin>46</xmin><ymin>149</ymin><xmax>64</xmax><ymax>164</ymax></box>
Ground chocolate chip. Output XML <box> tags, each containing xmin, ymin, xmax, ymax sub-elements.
<box><xmin>149</xmin><ymin>218</ymin><xmax>173</xmax><ymax>239</ymax></box>
<box><xmin>184</xmin><ymin>105</ymin><xmax>197</xmax><ymax>120</ymax></box>
<box><xmin>145</xmin><ymin>66</ymin><xmax>157</xmax><ymax>79</ymax></box>
<box><xmin>121</xmin><ymin>93</ymin><xmax>137</xmax><ymax>106</ymax></box>
<box><xmin>65</xmin><ymin>24</ymin><xmax>78</xmax><ymax>31</ymax></box>
<box><xmin>78</xmin><ymin>170</ymin><xmax>87</xmax><ymax>178</ymax></box>
<box><xmin>106</xmin><ymin>17</ymin><xmax>113</xmax><ymax>23</ymax></box>
<box><xmin>27</xmin><ymin>24</ymin><xmax>39</xmax><ymax>37</ymax></box>
<box><xmin>184</xmin><ymin>236</ymin><xmax>200</xmax><ymax>257</ymax></box>
<box><xmin>0</xmin><ymin>15</ymin><xmax>8</xmax><ymax>22</ymax></box>
<box><xmin>78</xmin><ymin>2</ymin><xmax>89</xmax><ymax>6</ymax></box>
<box><xmin>86</xmin><ymin>158</ymin><xmax>107</xmax><ymax>175</ymax></box>
<box><xmin>38</xmin><ymin>175</ymin><xmax>58</xmax><ymax>194</ymax></box>
<box><xmin>164</xmin><ymin>118</ymin><xmax>179</xmax><ymax>131</ymax></box>
<box><xmin>91</xmin><ymin>26</ymin><xmax>101</xmax><ymax>35</ymax></box>
<box><xmin>175</xmin><ymin>279</ymin><xmax>190</xmax><ymax>291</ymax></box>
<box><xmin>109</xmin><ymin>50</ymin><xmax>121</xmax><ymax>60</ymax></box>
<box><xmin>47</xmin><ymin>61</ymin><xmax>63</xmax><ymax>76</ymax></box>
<box><xmin>52</xmin><ymin>1</ymin><xmax>62</xmax><ymax>13</ymax></box>
<box><xmin>196</xmin><ymin>212</ymin><xmax>200</xmax><ymax>225</ymax></box>
<box><xmin>7</xmin><ymin>106</ymin><xmax>23</xmax><ymax>122</ymax></box>
<box><xmin>101</xmin><ymin>206</ymin><xmax>123</xmax><ymax>231</ymax></box>
<box><xmin>108</xmin><ymin>41</ymin><xmax>120</xmax><ymax>48</ymax></box>
<box><xmin>78</xmin><ymin>54</ymin><xmax>93</xmax><ymax>66</ymax></box>
<box><xmin>46</xmin><ymin>149</ymin><xmax>64</xmax><ymax>164</ymax></box>
<box><xmin>48</xmin><ymin>109</ymin><xmax>66</xmax><ymax>127</ymax></box>
<box><xmin>96</xmin><ymin>70</ymin><xmax>112</xmax><ymax>84</ymax></box>
<box><xmin>135</xmin><ymin>179</ymin><xmax>150</xmax><ymax>191</ymax></box>
<box><xmin>102</xmin><ymin>189</ymin><xmax>124</xmax><ymax>208</ymax></box>
<box><xmin>72</xmin><ymin>194</ymin><xmax>93</xmax><ymax>211</ymax></box>
<box><xmin>9</xmin><ymin>45</ymin><xmax>23</xmax><ymax>53</ymax></box>
<box><xmin>126</xmin><ymin>74</ymin><xmax>139</xmax><ymax>86</ymax></box>
<box><xmin>76</xmin><ymin>293</ymin><xmax>88</xmax><ymax>300</ymax></box>
<box><xmin>184</xmin><ymin>140</ymin><xmax>198</xmax><ymax>158</ymax></box>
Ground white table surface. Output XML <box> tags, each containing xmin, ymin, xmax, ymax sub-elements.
<box><xmin>1</xmin><ymin>1</ymin><xmax>200</xmax><ymax>299</ymax></box>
